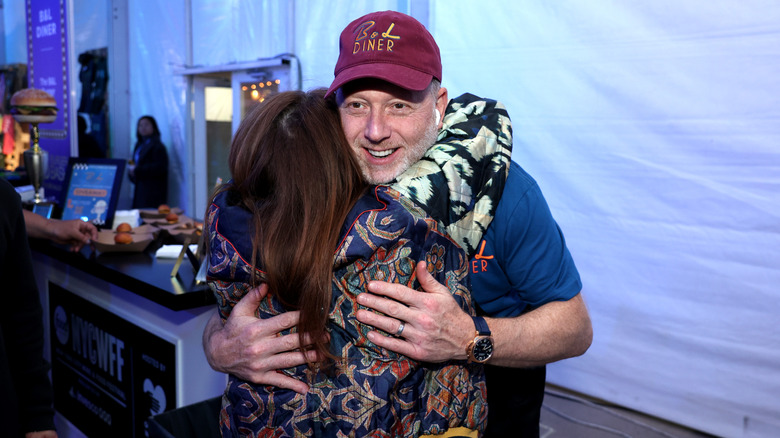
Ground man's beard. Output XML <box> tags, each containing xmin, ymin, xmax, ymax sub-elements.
<box><xmin>360</xmin><ymin>111</ymin><xmax>441</xmax><ymax>185</ymax></box>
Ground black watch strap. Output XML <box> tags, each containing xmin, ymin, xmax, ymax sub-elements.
<box><xmin>472</xmin><ymin>315</ymin><xmax>490</xmax><ymax>336</ymax></box>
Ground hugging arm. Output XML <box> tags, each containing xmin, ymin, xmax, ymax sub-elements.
<box><xmin>357</xmin><ymin>267</ymin><xmax>592</xmax><ymax>367</ymax></box>
<box><xmin>202</xmin><ymin>285</ymin><xmax>320</xmax><ymax>394</ymax></box>
<box><xmin>358</xmin><ymin>140</ymin><xmax>593</xmax><ymax>368</ymax></box>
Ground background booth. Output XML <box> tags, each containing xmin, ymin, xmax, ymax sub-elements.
<box><xmin>2</xmin><ymin>1</ymin><xmax>779</xmax><ymax>437</ymax></box>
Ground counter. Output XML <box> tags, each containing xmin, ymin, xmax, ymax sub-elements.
<box><xmin>30</xmin><ymin>237</ymin><xmax>214</xmax><ymax>310</ymax></box>
<box><xmin>30</xmin><ymin>238</ymin><xmax>225</xmax><ymax>438</ymax></box>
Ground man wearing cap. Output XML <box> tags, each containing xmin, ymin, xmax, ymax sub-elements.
<box><xmin>203</xmin><ymin>10</ymin><xmax>592</xmax><ymax>437</ymax></box>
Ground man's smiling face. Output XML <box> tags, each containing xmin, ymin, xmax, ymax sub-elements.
<box><xmin>337</xmin><ymin>79</ymin><xmax>445</xmax><ymax>184</ymax></box>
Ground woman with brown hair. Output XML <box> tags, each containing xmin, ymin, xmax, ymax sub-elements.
<box><xmin>206</xmin><ymin>88</ymin><xmax>511</xmax><ymax>437</ymax></box>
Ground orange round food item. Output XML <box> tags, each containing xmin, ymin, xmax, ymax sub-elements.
<box><xmin>116</xmin><ymin>222</ymin><xmax>132</xmax><ymax>233</ymax></box>
<box><xmin>165</xmin><ymin>212</ymin><xmax>179</xmax><ymax>224</ymax></box>
<box><xmin>114</xmin><ymin>232</ymin><xmax>133</xmax><ymax>244</ymax></box>
<box><xmin>158</xmin><ymin>204</ymin><xmax>171</xmax><ymax>214</ymax></box>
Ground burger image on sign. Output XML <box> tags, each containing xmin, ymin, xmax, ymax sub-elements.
<box><xmin>9</xmin><ymin>88</ymin><xmax>58</xmax><ymax>124</ymax></box>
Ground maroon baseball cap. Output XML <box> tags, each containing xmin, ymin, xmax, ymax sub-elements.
<box><xmin>326</xmin><ymin>10</ymin><xmax>442</xmax><ymax>98</ymax></box>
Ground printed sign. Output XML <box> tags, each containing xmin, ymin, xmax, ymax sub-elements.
<box><xmin>60</xmin><ymin>158</ymin><xmax>126</xmax><ymax>227</ymax></box>
<box><xmin>26</xmin><ymin>0</ymin><xmax>74</xmax><ymax>202</ymax></box>
<box><xmin>49</xmin><ymin>283</ymin><xmax>176</xmax><ymax>437</ymax></box>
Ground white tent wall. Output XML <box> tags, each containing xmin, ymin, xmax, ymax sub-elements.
<box><xmin>2</xmin><ymin>1</ymin><xmax>27</xmax><ymax>63</ymax></box>
<box><xmin>111</xmin><ymin>0</ymin><xmax>400</xmax><ymax>213</ymax></box>
<box><xmin>4</xmin><ymin>1</ymin><xmax>779</xmax><ymax>437</ymax></box>
<box><xmin>430</xmin><ymin>1</ymin><xmax>779</xmax><ymax>437</ymax></box>
<box><xmin>190</xmin><ymin>0</ymin><xmax>291</xmax><ymax>67</ymax></box>
<box><xmin>293</xmin><ymin>0</ymin><xmax>400</xmax><ymax>91</ymax></box>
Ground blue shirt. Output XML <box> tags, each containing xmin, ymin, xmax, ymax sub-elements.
<box><xmin>469</xmin><ymin>161</ymin><xmax>582</xmax><ymax>317</ymax></box>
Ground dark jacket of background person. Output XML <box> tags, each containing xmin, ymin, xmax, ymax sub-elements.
<box><xmin>77</xmin><ymin>114</ymin><xmax>104</xmax><ymax>158</ymax></box>
<box><xmin>0</xmin><ymin>178</ymin><xmax>57</xmax><ymax>436</ymax></box>
<box><xmin>130</xmin><ymin>116</ymin><xmax>168</xmax><ymax>209</ymax></box>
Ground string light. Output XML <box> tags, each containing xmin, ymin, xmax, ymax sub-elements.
<box><xmin>239</xmin><ymin>77</ymin><xmax>285</xmax><ymax>104</ymax></box>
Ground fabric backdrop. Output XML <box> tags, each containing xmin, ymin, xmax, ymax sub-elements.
<box><xmin>431</xmin><ymin>2</ymin><xmax>780</xmax><ymax>437</ymax></box>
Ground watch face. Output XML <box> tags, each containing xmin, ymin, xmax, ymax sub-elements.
<box><xmin>472</xmin><ymin>337</ymin><xmax>494</xmax><ymax>362</ymax></box>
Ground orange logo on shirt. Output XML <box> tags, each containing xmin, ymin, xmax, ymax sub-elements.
<box><xmin>471</xmin><ymin>240</ymin><xmax>493</xmax><ymax>273</ymax></box>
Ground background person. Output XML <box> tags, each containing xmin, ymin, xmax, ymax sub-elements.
<box><xmin>77</xmin><ymin>114</ymin><xmax>104</xmax><ymax>158</ymax></box>
<box><xmin>203</xmin><ymin>10</ymin><xmax>592</xmax><ymax>437</ymax></box>
<box><xmin>129</xmin><ymin>115</ymin><xmax>168</xmax><ymax>209</ymax></box>
<box><xmin>0</xmin><ymin>178</ymin><xmax>58</xmax><ymax>438</ymax></box>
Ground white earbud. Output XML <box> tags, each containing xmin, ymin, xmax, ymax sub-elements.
<box><xmin>434</xmin><ymin>108</ymin><xmax>441</xmax><ymax>123</ymax></box>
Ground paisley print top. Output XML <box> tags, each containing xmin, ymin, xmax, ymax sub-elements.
<box><xmin>207</xmin><ymin>94</ymin><xmax>512</xmax><ymax>437</ymax></box>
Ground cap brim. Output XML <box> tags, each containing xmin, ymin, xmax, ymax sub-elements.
<box><xmin>326</xmin><ymin>63</ymin><xmax>434</xmax><ymax>99</ymax></box>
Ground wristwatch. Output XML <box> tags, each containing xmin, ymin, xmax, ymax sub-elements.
<box><xmin>466</xmin><ymin>316</ymin><xmax>494</xmax><ymax>363</ymax></box>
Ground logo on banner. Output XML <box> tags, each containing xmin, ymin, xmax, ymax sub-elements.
<box><xmin>54</xmin><ymin>305</ymin><xmax>70</xmax><ymax>345</ymax></box>
<box><xmin>144</xmin><ymin>378</ymin><xmax>167</xmax><ymax>416</ymax></box>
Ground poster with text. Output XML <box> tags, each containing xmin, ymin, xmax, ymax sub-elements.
<box><xmin>49</xmin><ymin>283</ymin><xmax>176</xmax><ymax>438</ymax></box>
<box><xmin>26</xmin><ymin>0</ymin><xmax>74</xmax><ymax>201</ymax></box>
<box><xmin>61</xmin><ymin>161</ymin><xmax>120</xmax><ymax>225</ymax></box>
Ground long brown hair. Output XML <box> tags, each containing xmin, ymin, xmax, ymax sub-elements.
<box><xmin>215</xmin><ymin>88</ymin><xmax>367</xmax><ymax>366</ymax></box>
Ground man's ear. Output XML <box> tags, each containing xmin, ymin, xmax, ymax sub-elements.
<box><xmin>435</xmin><ymin>87</ymin><xmax>448</xmax><ymax>128</ymax></box>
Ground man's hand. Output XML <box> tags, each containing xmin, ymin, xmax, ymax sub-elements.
<box><xmin>25</xmin><ymin>430</ymin><xmax>57</xmax><ymax>438</ymax></box>
<box><xmin>355</xmin><ymin>261</ymin><xmax>473</xmax><ymax>362</ymax></box>
<box><xmin>49</xmin><ymin>219</ymin><xmax>98</xmax><ymax>252</ymax></box>
<box><xmin>202</xmin><ymin>285</ymin><xmax>318</xmax><ymax>394</ymax></box>
<box><xmin>23</xmin><ymin>210</ymin><xmax>97</xmax><ymax>252</ymax></box>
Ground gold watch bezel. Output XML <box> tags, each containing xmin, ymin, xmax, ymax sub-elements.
<box><xmin>466</xmin><ymin>333</ymin><xmax>494</xmax><ymax>363</ymax></box>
